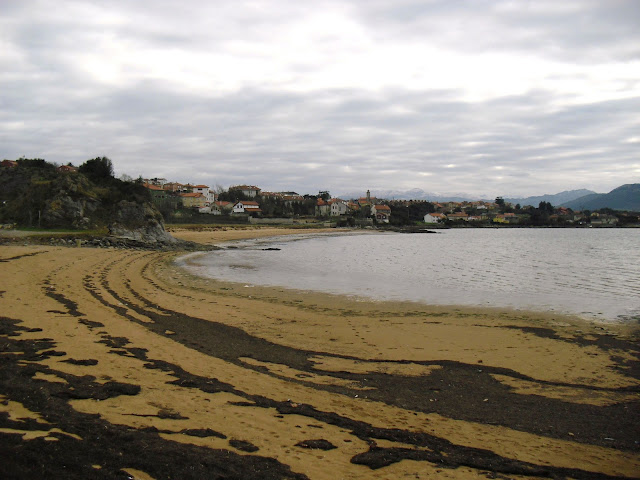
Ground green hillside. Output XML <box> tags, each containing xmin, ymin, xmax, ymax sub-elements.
<box><xmin>562</xmin><ymin>184</ymin><xmax>640</xmax><ymax>211</ymax></box>
<box><xmin>0</xmin><ymin>157</ymin><xmax>154</xmax><ymax>230</ymax></box>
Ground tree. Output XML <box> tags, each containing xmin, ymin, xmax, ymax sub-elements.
<box><xmin>79</xmin><ymin>157</ymin><xmax>114</xmax><ymax>184</ymax></box>
<box><xmin>538</xmin><ymin>201</ymin><xmax>554</xmax><ymax>215</ymax></box>
<box><xmin>218</xmin><ymin>189</ymin><xmax>249</xmax><ymax>202</ymax></box>
<box><xmin>318</xmin><ymin>191</ymin><xmax>330</xmax><ymax>201</ymax></box>
<box><xmin>356</xmin><ymin>204</ymin><xmax>371</xmax><ymax>219</ymax></box>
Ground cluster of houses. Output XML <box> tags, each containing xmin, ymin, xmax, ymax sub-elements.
<box><xmin>143</xmin><ymin>179</ymin><xmax>257</xmax><ymax>214</ymax></box>
<box><xmin>144</xmin><ymin>180</ymin><xmax>309</xmax><ymax>216</ymax></box>
<box><xmin>142</xmin><ymin>179</ymin><xmax>396</xmax><ymax>222</ymax></box>
<box><xmin>420</xmin><ymin>201</ymin><xmax>618</xmax><ymax>225</ymax></box>
<box><xmin>140</xmin><ymin>179</ymin><xmax>622</xmax><ymax>225</ymax></box>
<box><xmin>421</xmin><ymin>201</ymin><xmax>523</xmax><ymax>224</ymax></box>
<box><xmin>316</xmin><ymin>191</ymin><xmax>392</xmax><ymax>222</ymax></box>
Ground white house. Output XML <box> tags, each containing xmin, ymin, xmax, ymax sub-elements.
<box><xmin>233</xmin><ymin>201</ymin><xmax>262</xmax><ymax>215</ymax></box>
<box><xmin>329</xmin><ymin>199</ymin><xmax>348</xmax><ymax>216</ymax></box>
<box><xmin>424</xmin><ymin>213</ymin><xmax>445</xmax><ymax>223</ymax></box>
<box><xmin>198</xmin><ymin>204</ymin><xmax>223</xmax><ymax>215</ymax></box>
<box><xmin>192</xmin><ymin>185</ymin><xmax>215</xmax><ymax>204</ymax></box>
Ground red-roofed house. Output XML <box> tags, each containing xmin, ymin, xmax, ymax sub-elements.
<box><xmin>233</xmin><ymin>200</ymin><xmax>262</xmax><ymax>215</ymax></box>
<box><xmin>214</xmin><ymin>201</ymin><xmax>233</xmax><ymax>213</ymax></box>
<box><xmin>371</xmin><ymin>204</ymin><xmax>391</xmax><ymax>223</ymax></box>
<box><xmin>163</xmin><ymin>182</ymin><xmax>186</xmax><ymax>192</ymax></box>
<box><xmin>316</xmin><ymin>198</ymin><xmax>330</xmax><ymax>216</ymax></box>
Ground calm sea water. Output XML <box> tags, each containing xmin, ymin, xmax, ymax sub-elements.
<box><xmin>179</xmin><ymin>229</ymin><xmax>640</xmax><ymax>324</ymax></box>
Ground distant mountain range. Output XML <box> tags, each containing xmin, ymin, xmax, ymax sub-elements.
<box><xmin>337</xmin><ymin>184</ymin><xmax>639</xmax><ymax>211</ymax></box>
<box><xmin>561</xmin><ymin>184</ymin><xmax>640</xmax><ymax>211</ymax></box>
<box><xmin>504</xmin><ymin>189</ymin><xmax>596</xmax><ymax>207</ymax></box>
<box><xmin>336</xmin><ymin>188</ymin><xmax>481</xmax><ymax>203</ymax></box>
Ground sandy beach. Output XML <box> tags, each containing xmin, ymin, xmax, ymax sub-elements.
<box><xmin>1</xmin><ymin>227</ymin><xmax>639</xmax><ymax>479</ymax></box>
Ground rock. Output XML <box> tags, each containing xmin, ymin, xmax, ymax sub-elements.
<box><xmin>41</xmin><ymin>175</ymin><xmax>99</xmax><ymax>229</ymax></box>
<box><xmin>108</xmin><ymin>200</ymin><xmax>177</xmax><ymax>244</ymax></box>
<box><xmin>295</xmin><ymin>439</ymin><xmax>337</xmax><ymax>450</ymax></box>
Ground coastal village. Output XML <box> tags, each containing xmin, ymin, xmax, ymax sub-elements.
<box><xmin>140</xmin><ymin>175</ymin><xmax>624</xmax><ymax>227</ymax></box>
<box><xmin>0</xmin><ymin>159</ymin><xmax>632</xmax><ymax>228</ymax></box>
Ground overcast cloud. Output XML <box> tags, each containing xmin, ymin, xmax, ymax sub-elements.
<box><xmin>1</xmin><ymin>0</ymin><xmax>639</xmax><ymax>198</ymax></box>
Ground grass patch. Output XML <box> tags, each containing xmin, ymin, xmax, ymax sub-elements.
<box><xmin>16</xmin><ymin>227</ymin><xmax>109</xmax><ymax>237</ymax></box>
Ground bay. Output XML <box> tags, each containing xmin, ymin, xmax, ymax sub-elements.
<box><xmin>179</xmin><ymin>229</ymin><xmax>640</xmax><ymax>324</ymax></box>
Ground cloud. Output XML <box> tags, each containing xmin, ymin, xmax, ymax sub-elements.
<box><xmin>1</xmin><ymin>0</ymin><xmax>638</xmax><ymax>197</ymax></box>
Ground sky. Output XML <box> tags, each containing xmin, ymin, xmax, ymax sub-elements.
<box><xmin>1</xmin><ymin>0</ymin><xmax>639</xmax><ymax>199</ymax></box>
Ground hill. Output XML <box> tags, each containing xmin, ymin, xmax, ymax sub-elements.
<box><xmin>504</xmin><ymin>189</ymin><xmax>595</xmax><ymax>207</ymax></box>
<box><xmin>561</xmin><ymin>184</ymin><xmax>640</xmax><ymax>211</ymax></box>
<box><xmin>0</xmin><ymin>158</ymin><xmax>175</xmax><ymax>243</ymax></box>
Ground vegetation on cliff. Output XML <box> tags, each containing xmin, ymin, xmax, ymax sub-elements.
<box><xmin>0</xmin><ymin>158</ymin><xmax>174</xmax><ymax>242</ymax></box>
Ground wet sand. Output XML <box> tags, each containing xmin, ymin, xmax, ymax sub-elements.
<box><xmin>1</xmin><ymin>228</ymin><xmax>639</xmax><ymax>479</ymax></box>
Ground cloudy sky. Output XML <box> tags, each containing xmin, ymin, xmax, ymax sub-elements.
<box><xmin>2</xmin><ymin>0</ymin><xmax>639</xmax><ymax>198</ymax></box>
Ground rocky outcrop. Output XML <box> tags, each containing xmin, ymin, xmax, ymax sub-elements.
<box><xmin>108</xmin><ymin>200</ymin><xmax>177</xmax><ymax>244</ymax></box>
<box><xmin>40</xmin><ymin>174</ymin><xmax>99</xmax><ymax>229</ymax></box>
<box><xmin>42</xmin><ymin>195</ymin><xmax>98</xmax><ymax>229</ymax></box>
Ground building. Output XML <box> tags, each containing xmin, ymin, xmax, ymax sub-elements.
<box><xmin>57</xmin><ymin>165</ymin><xmax>78</xmax><ymax>173</ymax></box>
<box><xmin>447</xmin><ymin>212</ymin><xmax>469</xmax><ymax>221</ymax></box>
<box><xmin>214</xmin><ymin>201</ymin><xmax>233</xmax><ymax>214</ymax></box>
<box><xmin>232</xmin><ymin>201</ymin><xmax>262</xmax><ymax>215</ymax></box>
<box><xmin>163</xmin><ymin>182</ymin><xmax>187</xmax><ymax>193</ymax></box>
<box><xmin>230</xmin><ymin>185</ymin><xmax>261</xmax><ymax>198</ymax></box>
<box><xmin>315</xmin><ymin>198</ymin><xmax>330</xmax><ymax>216</ymax></box>
<box><xmin>143</xmin><ymin>178</ymin><xmax>168</xmax><ymax>186</ymax></box>
<box><xmin>192</xmin><ymin>185</ymin><xmax>215</xmax><ymax>204</ymax></box>
<box><xmin>1</xmin><ymin>160</ymin><xmax>18</xmax><ymax>168</ymax></box>
<box><xmin>493</xmin><ymin>213</ymin><xmax>518</xmax><ymax>224</ymax></box>
<box><xmin>143</xmin><ymin>183</ymin><xmax>180</xmax><ymax>211</ymax></box>
<box><xmin>590</xmin><ymin>213</ymin><xmax>618</xmax><ymax>226</ymax></box>
<box><xmin>179</xmin><ymin>192</ymin><xmax>208</xmax><ymax>208</ymax></box>
<box><xmin>329</xmin><ymin>199</ymin><xmax>349</xmax><ymax>216</ymax></box>
<box><xmin>358</xmin><ymin>190</ymin><xmax>376</xmax><ymax>207</ymax></box>
<box><xmin>371</xmin><ymin>204</ymin><xmax>391</xmax><ymax>223</ymax></box>
<box><xmin>282</xmin><ymin>194</ymin><xmax>305</xmax><ymax>206</ymax></box>
<box><xmin>424</xmin><ymin>213</ymin><xmax>445</xmax><ymax>223</ymax></box>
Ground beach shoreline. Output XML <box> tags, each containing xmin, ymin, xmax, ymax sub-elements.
<box><xmin>1</xmin><ymin>227</ymin><xmax>639</xmax><ymax>479</ymax></box>
<box><xmin>173</xmin><ymin>227</ymin><xmax>640</xmax><ymax>328</ymax></box>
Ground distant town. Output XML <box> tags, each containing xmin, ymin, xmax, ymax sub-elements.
<box><xmin>140</xmin><ymin>175</ymin><xmax>638</xmax><ymax>227</ymax></box>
